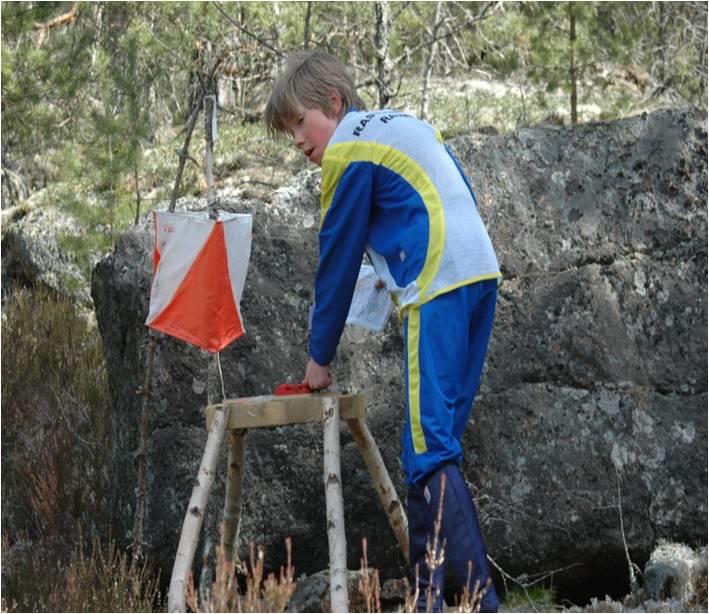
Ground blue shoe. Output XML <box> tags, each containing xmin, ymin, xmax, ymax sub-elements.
<box><xmin>423</xmin><ymin>463</ymin><xmax>500</xmax><ymax>613</ymax></box>
<box><xmin>408</xmin><ymin>485</ymin><xmax>445</xmax><ymax>612</ymax></box>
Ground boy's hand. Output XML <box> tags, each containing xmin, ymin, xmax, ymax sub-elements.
<box><xmin>303</xmin><ymin>358</ymin><xmax>332</xmax><ymax>390</ymax></box>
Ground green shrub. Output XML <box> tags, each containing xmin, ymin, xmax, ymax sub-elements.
<box><xmin>503</xmin><ymin>584</ymin><xmax>558</xmax><ymax>610</ymax></box>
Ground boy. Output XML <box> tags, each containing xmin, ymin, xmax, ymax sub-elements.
<box><xmin>265</xmin><ymin>50</ymin><xmax>501</xmax><ymax>613</ymax></box>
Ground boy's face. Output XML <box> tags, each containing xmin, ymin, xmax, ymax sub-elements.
<box><xmin>286</xmin><ymin>94</ymin><xmax>343</xmax><ymax>167</ymax></box>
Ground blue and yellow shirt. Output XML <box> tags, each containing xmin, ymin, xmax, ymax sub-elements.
<box><xmin>309</xmin><ymin>109</ymin><xmax>500</xmax><ymax>365</ymax></box>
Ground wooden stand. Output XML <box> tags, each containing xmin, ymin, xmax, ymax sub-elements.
<box><xmin>167</xmin><ymin>393</ymin><xmax>408</xmax><ymax>613</ymax></box>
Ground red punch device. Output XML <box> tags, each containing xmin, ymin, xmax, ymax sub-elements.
<box><xmin>274</xmin><ymin>382</ymin><xmax>312</xmax><ymax>396</ymax></box>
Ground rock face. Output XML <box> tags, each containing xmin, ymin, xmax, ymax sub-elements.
<box><xmin>2</xmin><ymin>205</ymin><xmax>92</xmax><ymax>307</ymax></box>
<box><xmin>91</xmin><ymin>108</ymin><xmax>707</xmax><ymax>601</ymax></box>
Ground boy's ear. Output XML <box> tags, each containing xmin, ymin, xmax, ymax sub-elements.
<box><xmin>328</xmin><ymin>92</ymin><xmax>344</xmax><ymax>117</ymax></box>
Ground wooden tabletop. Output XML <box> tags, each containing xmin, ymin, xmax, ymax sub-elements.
<box><xmin>205</xmin><ymin>392</ymin><xmax>366</xmax><ymax>430</ymax></box>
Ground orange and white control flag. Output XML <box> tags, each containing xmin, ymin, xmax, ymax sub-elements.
<box><xmin>146</xmin><ymin>210</ymin><xmax>253</xmax><ymax>353</ymax></box>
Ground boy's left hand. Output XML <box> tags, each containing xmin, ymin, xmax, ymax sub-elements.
<box><xmin>303</xmin><ymin>358</ymin><xmax>332</xmax><ymax>390</ymax></box>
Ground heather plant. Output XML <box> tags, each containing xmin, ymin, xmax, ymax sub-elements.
<box><xmin>47</xmin><ymin>537</ymin><xmax>161</xmax><ymax>613</ymax></box>
<box><xmin>185</xmin><ymin>537</ymin><xmax>296</xmax><ymax>613</ymax></box>
<box><xmin>1</xmin><ymin>286</ymin><xmax>114</xmax><ymax>610</ymax></box>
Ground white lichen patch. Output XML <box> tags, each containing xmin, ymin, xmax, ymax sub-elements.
<box><xmin>672</xmin><ymin>422</ymin><xmax>696</xmax><ymax>444</ymax></box>
<box><xmin>633</xmin><ymin>269</ymin><xmax>647</xmax><ymax>296</ymax></box>
<box><xmin>192</xmin><ymin>377</ymin><xmax>206</xmax><ymax>394</ymax></box>
<box><xmin>641</xmin><ymin>445</ymin><xmax>666</xmax><ymax>470</ymax></box>
<box><xmin>632</xmin><ymin>409</ymin><xmax>655</xmax><ymax>437</ymax></box>
<box><xmin>510</xmin><ymin>456</ymin><xmax>532</xmax><ymax>501</ymax></box>
<box><xmin>611</xmin><ymin>441</ymin><xmax>637</xmax><ymax>470</ymax></box>
<box><xmin>597</xmin><ymin>389</ymin><xmax>622</xmax><ymax>417</ymax></box>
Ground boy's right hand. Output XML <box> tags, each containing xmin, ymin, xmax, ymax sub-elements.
<box><xmin>303</xmin><ymin>358</ymin><xmax>332</xmax><ymax>391</ymax></box>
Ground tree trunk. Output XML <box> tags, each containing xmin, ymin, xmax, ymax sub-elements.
<box><xmin>271</xmin><ymin>1</ymin><xmax>285</xmax><ymax>61</ymax></box>
<box><xmin>697</xmin><ymin>4</ymin><xmax>707</xmax><ymax>102</ymax></box>
<box><xmin>204</xmin><ymin>93</ymin><xmax>217</xmax><ymax>218</ymax></box>
<box><xmin>169</xmin><ymin>96</ymin><xmax>203</xmax><ymax>212</ymax></box>
<box><xmin>568</xmin><ymin>2</ymin><xmax>578</xmax><ymax>124</ymax></box>
<box><xmin>133</xmin><ymin>164</ymin><xmax>142</xmax><ymax>226</ymax></box>
<box><xmin>345</xmin><ymin>10</ymin><xmax>359</xmax><ymax>84</ymax></box>
<box><xmin>374</xmin><ymin>0</ymin><xmax>393</xmax><ymax>109</ymax></box>
<box><xmin>656</xmin><ymin>2</ymin><xmax>669</xmax><ymax>88</ymax></box>
<box><xmin>303</xmin><ymin>1</ymin><xmax>312</xmax><ymax>49</ymax></box>
<box><xmin>420</xmin><ymin>0</ymin><xmax>443</xmax><ymax>121</ymax></box>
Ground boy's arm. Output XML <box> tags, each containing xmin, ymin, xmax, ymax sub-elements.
<box><xmin>308</xmin><ymin>161</ymin><xmax>374</xmax><ymax>368</ymax></box>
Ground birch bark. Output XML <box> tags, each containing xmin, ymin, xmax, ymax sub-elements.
<box><xmin>222</xmin><ymin>428</ymin><xmax>245</xmax><ymax>562</ymax></box>
<box><xmin>347</xmin><ymin>417</ymin><xmax>409</xmax><ymax>563</ymax></box>
<box><xmin>167</xmin><ymin>408</ymin><xmax>228</xmax><ymax>612</ymax></box>
<box><xmin>323</xmin><ymin>396</ymin><xmax>349</xmax><ymax>613</ymax></box>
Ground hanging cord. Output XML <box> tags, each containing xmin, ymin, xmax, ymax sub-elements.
<box><xmin>216</xmin><ymin>351</ymin><xmax>227</xmax><ymax>401</ymax></box>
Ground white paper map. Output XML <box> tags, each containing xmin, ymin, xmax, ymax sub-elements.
<box><xmin>345</xmin><ymin>264</ymin><xmax>393</xmax><ymax>331</ymax></box>
<box><xmin>309</xmin><ymin>265</ymin><xmax>393</xmax><ymax>332</ymax></box>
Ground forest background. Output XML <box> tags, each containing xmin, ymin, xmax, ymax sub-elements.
<box><xmin>1</xmin><ymin>1</ymin><xmax>707</xmax><ymax>612</ymax></box>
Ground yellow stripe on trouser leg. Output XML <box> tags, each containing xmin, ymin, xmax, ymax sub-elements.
<box><xmin>407</xmin><ymin>308</ymin><xmax>427</xmax><ymax>454</ymax></box>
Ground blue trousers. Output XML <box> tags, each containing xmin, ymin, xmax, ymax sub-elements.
<box><xmin>402</xmin><ymin>279</ymin><xmax>499</xmax><ymax>611</ymax></box>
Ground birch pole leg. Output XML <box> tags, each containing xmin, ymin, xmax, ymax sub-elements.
<box><xmin>167</xmin><ymin>408</ymin><xmax>228</xmax><ymax>613</ymax></box>
<box><xmin>347</xmin><ymin>417</ymin><xmax>409</xmax><ymax>564</ymax></box>
<box><xmin>222</xmin><ymin>428</ymin><xmax>245</xmax><ymax>562</ymax></box>
<box><xmin>322</xmin><ymin>396</ymin><xmax>349</xmax><ymax>613</ymax></box>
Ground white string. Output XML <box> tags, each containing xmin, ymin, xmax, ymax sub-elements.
<box><xmin>216</xmin><ymin>351</ymin><xmax>226</xmax><ymax>401</ymax></box>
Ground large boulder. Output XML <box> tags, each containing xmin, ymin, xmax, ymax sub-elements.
<box><xmin>91</xmin><ymin>108</ymin><xmax>707</xmax><ymax>602</ymax></box>
<box><xmin>2</xmin><ymin>204</ymin><xmax>92</xmax><ymax>307</ymax></box>
<box><xmin>642</xmin><ymin>541</ymin><xmax>707</xmax><ymax>605</ymax></box>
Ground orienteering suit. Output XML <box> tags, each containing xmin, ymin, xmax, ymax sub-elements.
<box><xmin>309</xmin><ymin>108</ymin><xmax>501</xmax><ymax>612</ymax></box>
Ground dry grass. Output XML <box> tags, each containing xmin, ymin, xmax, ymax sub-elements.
<box><xmin>48</xmin><ymin>538</ymin><xmax>161</xmax><ymax>612</ymax></box>
<box><xmin>185</xmin><ymin>537</ymin><xmax>296</xmax><ymax>612</ymax></box>
<box><xmin>358</xmin><ymin>538</ymin><xmax>382</xmax><ymax>613</ymax></box>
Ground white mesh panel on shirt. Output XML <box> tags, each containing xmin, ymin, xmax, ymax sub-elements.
<box><xmin>330</xmin><ymin>111</ymin><xmax>499</xmax><ymax>305</ymax></box>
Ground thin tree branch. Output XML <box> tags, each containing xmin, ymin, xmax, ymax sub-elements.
<box><xmin>615</xmin><ymin>467</ymin><xmax>642</xmax><ymax>592</ymax></box>
<box><xmin>170</xmin><ymin>94</ymin><xmax>204</xmax><ymax>212</ymax></box>
<box><xmin>487</xmin><ymin>555</ymin><xmax>582</xmax><ymax>612</ymax></box>
<box><xmin>390</xmin><ymin>1</ymin><xmax>412</xmax><ymax>24</ymax></box>
<box><xmin>34</xmin><ymin>2</ymin><xmax>79</xmax><ymax>47</ymax></box>
<box><xmin>391</xmin><ymin>2</ymin><xmax>500</xmax><ymax>68</ymax></box>
<box><xmin>211</xmin><ymin>1</ymin><xmax>284</xmax><ymax>59</ymax></box>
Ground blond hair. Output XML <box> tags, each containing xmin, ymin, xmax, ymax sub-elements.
<box><xmin>264</xmin><ymin>50</ymin><xmax>365</xmax><ymax>137</ymax></box>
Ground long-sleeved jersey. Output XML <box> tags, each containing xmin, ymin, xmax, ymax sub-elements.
<box><xmin>309</xmin><ymin>109</ymin><xmax>500</xmax><ymax>366</ymax></box>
